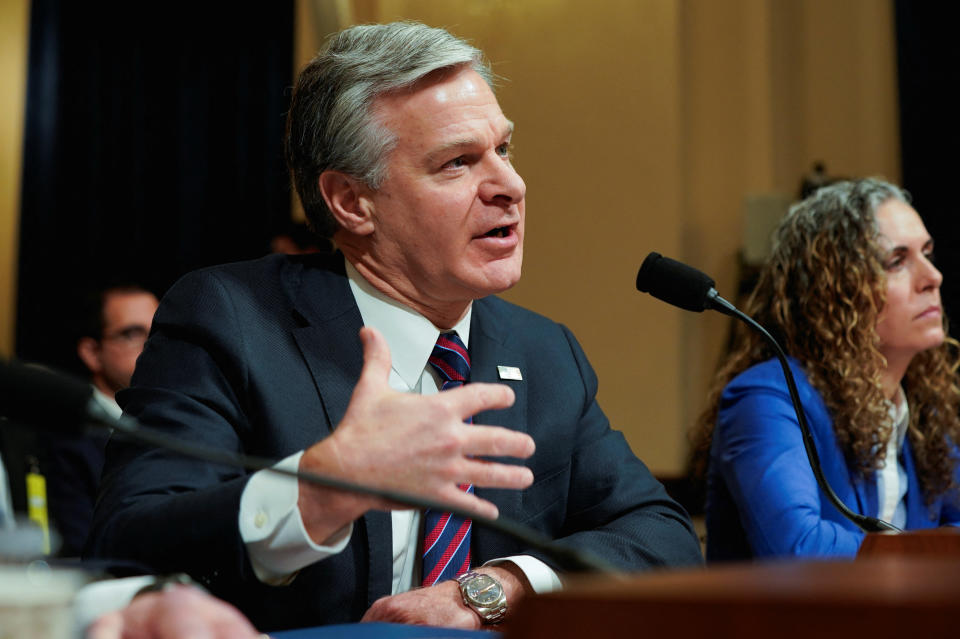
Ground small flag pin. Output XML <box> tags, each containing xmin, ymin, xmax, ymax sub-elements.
<box><xmin>497</xmin><ymin>365</ymin><xmax>523</xmax><ymax>381</ymax></box>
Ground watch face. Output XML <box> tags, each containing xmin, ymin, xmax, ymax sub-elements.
<box><xmin>464</xmin><ymin>574</ymin><xmax>503</xmax><ymax>606</ymax></box>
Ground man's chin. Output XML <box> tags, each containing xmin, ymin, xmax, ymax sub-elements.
<box><xmin>458</xmin><ymin>273</ymin><xmax>520</xmax><ymax>301</ymax></box>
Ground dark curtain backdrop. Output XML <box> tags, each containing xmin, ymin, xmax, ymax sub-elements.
<box><xmin>16</xmin><ymin>2</ymin><xmax>294</xmax><ymax>374</ymax></box>
<box><xmin>895</xmin><ymin>2</ymin><xmax>960</xmax><ymax>329</ymax></box>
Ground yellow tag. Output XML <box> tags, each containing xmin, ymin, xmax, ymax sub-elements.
<box><xmin>26</xmin><ymin>470</ymin><xmax>50</xmax><ymax>555</ymax></box>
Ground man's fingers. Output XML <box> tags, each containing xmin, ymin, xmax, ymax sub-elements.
<box><xmin>355</xmin><ymin>326</ymin><xmax>392</xmax><ymax>388</ymax></box>
<box><xmin>462</xmin><ymin>424</ymin><xmax>535</xmax><ymax>459</ymax></box>
<box><xmin>441</xmin><ymin>382</ymin><xmax>516</xmax><ymax>419</ymax></box>
<box><xmin>462</xmin><ymin>456</ymin><xmax>534</xmax><ymax>491</ymax></box>
<box><xmin>442</xmin><ymin>489</ymin><xmax>501</xmax><ymax>520</ymax></box>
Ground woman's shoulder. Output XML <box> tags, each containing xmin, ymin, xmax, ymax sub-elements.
<box><xmin>726</xmin><ymin>357</ymin><xmax>810</xmax><ymax>391</ymax></box>
<box><xmin>721</xmin><ymin>356</ymin><xmax>827</xmax><ymax>418</ymax></box>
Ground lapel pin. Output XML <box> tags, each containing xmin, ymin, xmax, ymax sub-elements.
<box><xmin>497</xmin><ymin>365</ymin><xmax>523</xmax><ymax>381</ymax></box>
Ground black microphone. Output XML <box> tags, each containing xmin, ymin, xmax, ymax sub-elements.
<box><xmin>0</xmin><ymin>359</ymin><xmax>621</xmax><ymax>575</ymax></box>
<box><xmin>635</xmin><ymin>252</ymin><xmax>898</xmax><ymax>534</ymax></box>
<box><xmin>0</xmin><ymin>360</ymin><xmax>100</xmax><ymax>433</ymax></box>
<box><xmin>636</xmin><ymin>251</ymin><xmax>740</xmax><ymax>317</ymax></box>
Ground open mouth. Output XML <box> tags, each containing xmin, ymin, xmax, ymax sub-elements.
<box><xmin>482</xmin><ymin>226</ymin><xmax>510</xmax><ymax>238</ymax></box>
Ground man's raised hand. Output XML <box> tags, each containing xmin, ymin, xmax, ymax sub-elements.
<box><xmin>298</xmin><ymin>326</ymin><xmax>534</xmax><ymax>543</ymax></box>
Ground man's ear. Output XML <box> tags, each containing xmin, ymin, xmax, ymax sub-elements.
<box><xmin>318</xmin><ymin>170</ymin><xmax>376</xmax><ymax>236</ymax></box>
<box><xmin>77</xmin><ymin>337</ymin><xmax>103</xmax><ymax>374</ymax></box>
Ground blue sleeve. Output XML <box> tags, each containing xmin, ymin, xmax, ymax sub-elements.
<box><xmin>939</xmin><ymin>452</ymin><xmax>960</xmax><ymax>526</ymax></box>
<box><xmin>714</xmin><ymin>370</ymin><xmax>864</xmax><ymax>557</ymax></box>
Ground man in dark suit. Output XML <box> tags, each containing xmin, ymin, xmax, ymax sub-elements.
<box><xmin>88</xmin><ymin>22</ymin><xmax>702</xmax><ymax>632</ymax></box>
<box><xmin>45</xmin><ymin>284</ymin><xmax>158</xmax><ymax>556</ymax></box>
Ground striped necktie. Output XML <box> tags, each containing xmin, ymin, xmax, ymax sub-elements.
<box><xmin>421</xmin><ymin>332</ymin><xmax>473</xmax><ymax>586</ymax></box>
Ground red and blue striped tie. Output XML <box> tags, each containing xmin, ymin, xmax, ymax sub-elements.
<box><xmin>421</xmin><ymin>332</ymin><xmax>473</xmax><ymax>586</ymax></box>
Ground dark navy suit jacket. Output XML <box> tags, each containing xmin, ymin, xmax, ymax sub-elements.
<box><xmin>706</xmin><ymin>357</ymin><xmax>960</xmax><ymax>561</ymax></box>
<box><xmin>42</xmin><ymin>428</ymin><xmax>108</xmax><ymax>556</ymax></box>
<box><xmin>87</xmin><ymin>252</ymin><xmax>701</xmax><ymax>631</ymax></box>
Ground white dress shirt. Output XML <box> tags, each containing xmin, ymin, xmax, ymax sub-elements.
<box><xmin>239</xmin><ymin>260</ymin><xmax>561</xmax><ymax>594</ymax></box>
<box><xmin>877</xmin><ymin>388</ymin><xmax>909</xmax><ymax>528</ymax></box>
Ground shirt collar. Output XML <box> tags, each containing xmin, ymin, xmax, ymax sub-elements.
<box><xmin>345</xmin><ymin>259</ymin><xmax>472</xmax><ymax>390</ymax></box>
<box><xmin>93</xmin><ymin>387</ymin><xmax>123</xmax><ymax>420</ymax></box>
<box><xmin>886</xmin><ymin>386</ymin><xmax>910</xmax><ymax>448</ymax></box>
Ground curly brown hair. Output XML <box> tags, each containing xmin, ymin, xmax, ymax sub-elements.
<box><xmin>692</xmin><ymin>178</ymin><xmax>960</xmax><ymax>504</ymax></box>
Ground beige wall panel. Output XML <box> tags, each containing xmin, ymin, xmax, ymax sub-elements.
<box><xmin>679</xmin><ymin>0</ymin><xmax>778</xmax><ymax>444</ymax></box>
<box><xmin>799</xmin><ymin>0</ymin><xmax>899</xmax><ymax>182</ymax></box>
<box><xmin>0</xmin><ymin>0</ymin><xmax>30</xmax><ymax>359</ymax></box>
<box><xmin>768</xmin><ymin>0</ymin><xmax>807</xmax><ymax>192</ymax></box>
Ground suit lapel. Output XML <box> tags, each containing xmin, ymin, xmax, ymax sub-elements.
<box><xmin>362</xmin><ymin>510</ymin><xmax>393</xmax><ymax>605</ymax></box>
<box><xmin>901</xmin><ymin>437</ymin><xmax>937</xmax><ymax>528</ymax></box>
<box><xmin>848</xmin><ymin>462</ymin><xmax>877</xmax><ymax>519</ymax></box>
<box><xmin>469</xmin><ymin>299</ymin><xmax>527</xmax><ymax>558</ymax></box>
<box><xmin>860</xmin><ymin>475</ymin><xmax>879</xmax><ymax>520</ymax></box>
<box><xmin>289</xmin><ymin>256</ymin><xmax>364</xmax><ymax>433</ymax></box>
<box><xmin>285</xmin><ymin>254</ymin><xmax>394</xmax><ymax>601</ymax></box>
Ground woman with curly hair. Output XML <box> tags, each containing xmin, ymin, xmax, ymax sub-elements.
<box><xmin>695</xmin><ymin>177</ymin><xmax>960</xmax><ymax>560</ymax></box>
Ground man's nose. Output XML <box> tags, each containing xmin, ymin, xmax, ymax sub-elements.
<box><xmin>478</xmin><ymin>154</ymin><xmax>526</xmax><ymax>205</ymax></box>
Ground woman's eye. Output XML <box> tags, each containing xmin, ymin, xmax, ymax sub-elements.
<box><xmin>884</xmin><ymin>255</ymin><xmax>904</xmax><ymax>271</ymax></box>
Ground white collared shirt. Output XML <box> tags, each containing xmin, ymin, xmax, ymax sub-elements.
<box><xmin>877</xmin><ymin>388</ymin><xmax>909</xmax><ymax>528</ymax></box>
<box><xmin>239</xmin><ymin>259</ymin><xmax>560</xmax><ymax>594</ymax></box>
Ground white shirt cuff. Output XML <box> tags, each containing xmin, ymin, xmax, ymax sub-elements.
<box><xmin>239</xmin><ymin>451</ymin><xmax>352</xmax><ymax>584</ymax></box>
<box><xmin>484</xmin><ymin>555</ymin><xmax>563</xmax><ymax>594</ymax></box>
<box><xmin>72</xmin><ymin>575</ymin><xmax>155</xmax><ymax>636</ymax></box>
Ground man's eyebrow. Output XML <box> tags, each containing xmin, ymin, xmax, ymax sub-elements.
<box><xmin>426</xmin><ymin>121</ymin><xmax>515</xmax><ymax>164</ymax></box>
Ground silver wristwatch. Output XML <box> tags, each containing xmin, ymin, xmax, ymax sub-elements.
<box><xmin>455</xmin><ymin>570</ymin><xmax>507</xmax><ymax>624</ymax></box>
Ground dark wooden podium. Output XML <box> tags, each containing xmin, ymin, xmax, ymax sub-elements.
<box><xmin>858</xmin><ymin>526</ymin><xmax>960</xmax><ymax>558</ymax></box>
<box><xmin>506</xmin><ymin>534</ymin><xmax>960</xmax><ymax>639</ymax></box>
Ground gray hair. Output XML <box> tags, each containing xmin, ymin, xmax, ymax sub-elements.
<box><xmin>286</xmin><ymin>22</ymin><xmax>493</xmax><ymax>239</ymax></box>
<box><xmin>773</xmin><ymin>177</ymin><xmax>910</xmax><ymax>258</ymax></box>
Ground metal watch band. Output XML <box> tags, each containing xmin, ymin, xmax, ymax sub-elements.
<box><xmin>456</xmin><ymin>570</ymin><xmax>507</xmax><ymax>624</ymax></box>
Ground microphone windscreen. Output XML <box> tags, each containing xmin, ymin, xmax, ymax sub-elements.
<box><xmin>0</xmin><ymin>359</ymin><xmax>93</xmax><ymax>432</ymax></box>
<box><xmin>636</xmin><ymin>252</ymin><xmax>715</xmax><ymax>312</ymax></box>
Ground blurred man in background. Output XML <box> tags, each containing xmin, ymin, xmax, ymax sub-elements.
<box><xmin>45</xmin><ymin>285</ymin><xmax>158</xmax><ymax>555</ymax></box>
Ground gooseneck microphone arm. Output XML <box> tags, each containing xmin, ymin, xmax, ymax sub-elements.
<box><xmin>636</xmin><ymin>252</ymin><xmax>899</xmax><ymax>534</ymax></box>
<box><xmin>102</xmin><ymin>409</ymin><xmax>622</xmax><ymax>572</ymax></box>
<box><xmin>1</xmin><ymin>359</ymin><xmax>621</xmax><ymax>575</ymax></box>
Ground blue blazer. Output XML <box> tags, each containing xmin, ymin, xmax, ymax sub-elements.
<box><xmin>706</xmin><ymin>357</ymin><xmax>960</xmax><ymax>561</ymax></box>
<box><xmin>87</xmin><ymin>252</ymin><xmax>701</xmax><ymax>631</ymax></box>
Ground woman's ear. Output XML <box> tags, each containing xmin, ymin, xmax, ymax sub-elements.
<box><xmin>318</xmin><ymin>171</ymin><xmax>375</xmax><ymax>236</ymax></box>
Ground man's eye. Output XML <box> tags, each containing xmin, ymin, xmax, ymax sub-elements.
<box><xmin>120</xmin><ymin>327</ymin><xmax>149</xmax><ymax>341</ymax></box>
<box><xmin>496</xmin><ymin>142</ymin><xmax>510</xmax><ymax>157</ymax></box>
<box><xmin>444</xmin><ymin>156</ymin><xmax>466</xmax><ymax>169</ymax></box>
